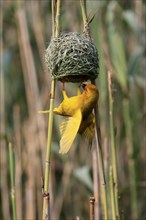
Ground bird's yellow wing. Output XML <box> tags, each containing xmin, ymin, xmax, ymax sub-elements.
<box><xmin>79</xmin><ymin>113</ymin><xmax>95</xmax><ymax>145</ymax></box>
<box><xmin>83</xmin><ymin>123</ymin><xmax>95</xmax><ymax>144</ymax></box>
<box><xmin>60</xmin><ymin>118</ymin><xmax>68</xmax><ymax>136</ymax></box>
<box><xmin>59</xmin><ymin>109</ymin><xmax>82</xmax><ymax>154</ymax></box>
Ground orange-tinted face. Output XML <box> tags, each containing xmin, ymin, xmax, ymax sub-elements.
<box><xmin>84</xmin><ymin>84</ymin><xmax>99</xmax><ymax>101</ymax></box>
<box><xmin>84</xmin><ymin>84</ymin><xmax>98</xmax><ymax>92</ymax></box>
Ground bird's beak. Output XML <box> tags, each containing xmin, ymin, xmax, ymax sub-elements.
<box><xmin>82</xmin><ymin>83</ymin><xmax>87</xmax><ymax>89</ymax></box>
<box><xmin>82</xmin><ymin>81</ymin><xmax>91</xmax><ymax>90</ymax></box>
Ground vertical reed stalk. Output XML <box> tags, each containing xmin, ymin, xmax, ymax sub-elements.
<box><xmin>42</xmin><ymin>80</ymin><xmax>55</xmax><ymax>220</ymax></box>
<box><xmin>109</xmin><ymin>166</ymin><xmax>116</xmax><ymax>220</ymax></box>
<box><xmin>123</xmin><ymin>99</ymin><xmax>138</xmax><ymax>220</ymax></box>
<box><xmin>80</xmin><ymin>1</ymin><xmax>108</xmax><ymax>219</ymax></box>
<box><xmin>0</xmin><ymin>2</ymin><xmax>10</xmax><ymax>218</ymax></box>
<box><xmin>16</xmin><ymin>2</ymin><xmax>47</xmax><ymax>218</ymax></box>
<box><xmin>89</xmin><ymin>197</ymin><xmax>95</xmax><ymax>220</ymax></box>
<box><xmin>108</xmin><ymin>71</ymin><xmax>120</xmax><ymax>219</ymax></box>
<box><xmin>13</xmin><ymin>106</ymin><xmax>22</xmax><ymax>219</ymax></box>
<box><xmin>52</xmin><ymin>0</ymin><xmax>55</xmax><ymax>37</ymax></box>
<box><xmin>80</xmin><ymin>0</ymin><xmax>87</xmax><ymax>29</ymax></box>
<box><xmin>55</xmin><ymin>0</ymin><xmax>60</xmax><ymax>37</ymax></box>
<box><xmin>92</xmin><ymin>149</ymin><xmax>100</xmax><ymax>219</ymax></box>
<box><xmin>42</xmin><ymin>0</ymin><xmax>60</xmax><ymax>219</ymax></box>
<box><xmin>95</xmin><ymin>126</ymin><xmax>108</xmax><ymax>220</ymax></box>
<box><xmin>9</xmin><ymin>143</ymin><xmax>17</xmax><ymax>220</ymax></box>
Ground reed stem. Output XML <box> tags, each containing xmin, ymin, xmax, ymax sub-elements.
<box><xmin>52</xmin><ymin>0</ymin><xmax>55</xmax><ymax>37</ymax></box>
<box><xmin>109</xmin><ymin>166</ymin><xmax>116</xmax><ymax>220</ymax></box>
<box><xmin>55</xmin><ymin>0</ymin><xmax>60</xmax><ymax>37</ymax></box>
<box><xmin>42</xmin><ymin>0</ymin><xmax>60</xmax><ymax>219</ymax></box>
<box><xmin>9</xmin><ymin>143</ymin><xmax>17</xmax><ymax>220</ymax></box>
<box><xmin>42</xmin><ymin>80</ymin><xmax>55</xmax><ymax>220</ymax></box>
<box><xmin>89</xmin><ymin>197</ymin><xmax>95</xmax><ymax>220</ymax></box>
<box><xmin>108</xmin><ymin>71</ymin><xmax>120</xmax><ymax>219</ymax></box>
<box><xmin>80</xmin><ymin>0</ymin><xmax>87</xmax><ymax>28</ymax></box>
<box><xmin>94</xmin><ymin>110</ymin><xmax>108</xmax><ymax>220</ymax></box>
<box><xmin>123</xmin><ymin>99</ymin><xmax>138</xmax><ymax>220</ymax></box>
<box><xmin>80</xmin><ymin>1</ymin><xmax>108</xmax><ymax>218</ymax></box>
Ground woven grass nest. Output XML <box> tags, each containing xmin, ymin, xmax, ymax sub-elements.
<box><xmin>45</xmin><ymin>32</ymin><xmax>99</xmax><ymax>82</ymax></box>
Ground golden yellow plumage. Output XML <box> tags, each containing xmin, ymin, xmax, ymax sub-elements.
<box><xmin>39</xmin><ymin>84</ymin><xmax>99</xmax><ymax>154</ymax></box>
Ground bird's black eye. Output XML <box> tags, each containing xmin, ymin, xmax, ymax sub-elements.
<box><xmin>82</xmin><ymin>83</ymin><xmax>87</xmax><ymax>89</ymax></box>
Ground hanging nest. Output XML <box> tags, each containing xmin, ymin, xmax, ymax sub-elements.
<box><xmin>45</xmin><ymin>32</ymin><xmax>99</xmax><ymax>82</ymax></box>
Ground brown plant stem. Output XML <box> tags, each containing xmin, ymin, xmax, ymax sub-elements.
<box><xmin>13</xmin><ymin>106</ymin><xmax>22</xmax><ymax>219</ymax></box>
<box><xmin>16</xmin><ymin>1</ymin><xmax>47</xmax><ymax>218</ymax></box>
<box><xmin>90</xmin><ymin>197</ymin><xmax>95</xmax><ymax>220</ymax></box>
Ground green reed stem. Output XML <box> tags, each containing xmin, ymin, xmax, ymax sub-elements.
<box><xmin>9</xmin><ymin>143</ymin><xmax>17</xmax><ymax>220</ymax></box>
<box><xmin>52</xmin><ymin>0</ymin><xmax>55</xmax><ymax>37</ymax></box>
<box><xmin>42</xmin><ymin>0</ymin><xmax>60</xmax><ymax>219</ymax></box>
<box><xmin>42</xmin><ymin>80</ymin><xmax>55</xmax><ymax>220</ymax></box>
<box><xmin>80</xmin><ymin>0</ymin><xmax>87</xmax><ymax>28</ymax></box>
<box><xmin>108</xmin><ymin>71</ymin><xmax>120</xmax><ymax>219</ymax></box>
<box><xmin>109</xmin><ymin>166</ymin><xmax>116</xmax><ymax>220</ymax></box>
<box><xmin>81</xmin><ymin>0</ymin><xmax>108</xmax><ymax>217</ymax></box>
<box><xmin>55</xmin><ymin>0</ymin><xmax>60</xmax><ymax>37</ymax></box>
<box><xmin>123</xmin><ymin>99</ymin><xmax>138</xmax><ymax>220</ymax></box>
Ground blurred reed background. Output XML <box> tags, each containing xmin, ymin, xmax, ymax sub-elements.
<box><xmin>0</xmin><ymin>0</ymin><xmax>145</xmax><ymax>219</ymax></box>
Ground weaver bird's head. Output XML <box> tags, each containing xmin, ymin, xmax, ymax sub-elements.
<box><xmin>82</xmin><ymin>83</ymin><xmax>99</xmax><ymax>101</ymax></box>
<box><xmin>82</xmin><ymin>83</ymin><xmax>98</xmax><ymax>92</ymax></box>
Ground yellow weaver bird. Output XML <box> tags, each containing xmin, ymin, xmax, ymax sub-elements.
<box><xmin>39</xmin><ymin>83</ymin><xmax>99</xmax><ymax>154</ymax></box>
